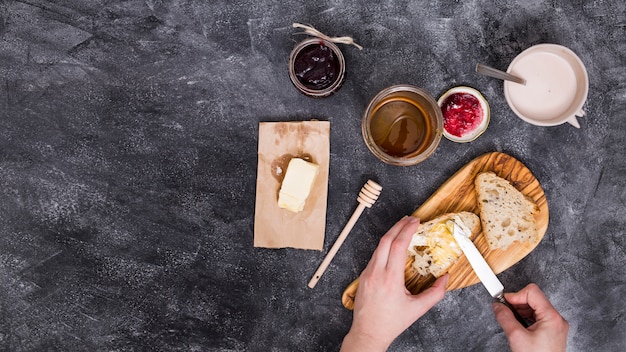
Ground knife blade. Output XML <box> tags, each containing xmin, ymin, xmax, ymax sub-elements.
<box><xmin>449</xmin><ymin>220</ymin><xmax>530</xmax><ymax>327</ymax></box>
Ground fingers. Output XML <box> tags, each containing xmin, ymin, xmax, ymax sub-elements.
<box><xmin>513</xmin><ymin>305</ymin><xmax>535</xmax><ymax>320</ymax></box>
<box><xmin>408</xmin><ymin>274</ymin><xmax>448</xmax><ymax>317</ymax></box>
<box><xmin>496</xmin><ymin>285</ymin><xmax>569</xmax><ymax>352</ymax></box>
<box><xmin>505</xmin><ymin>283</ymin><xmax>557</xmax><ymax>321</ymax></box>
<box><xmin>421</xmin><ymin>274</ymin><xmax>449</xmax><ymax>303</ymax></box>
<box><xmin>430</xmin><ymin>273</ymin><xmax>449</xmax><ymax>291</ymax></box>
<box><xmin>369</xmin><ymin>216</ymin><xmax>417</xmax><ymax>272</ymax></box>
<box><xmin>386</xmin><ymin>217</ymin><xmax>420</xmax><ymax>275</ymax></box>
<box><xmin>493</xmin><ymin>302</ymin><xmax>528</xmax><ymax>337</ymax></box>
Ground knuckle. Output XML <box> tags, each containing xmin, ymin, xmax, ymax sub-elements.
<box><xmin>359</xmin><ymin>272</ymin><xmax>376</xmax><ymax>286</ymax></box>
<box><xmin>527</xmin><ymin>283</ymin><xmax>540</xmax><ymax>291</ymax></box>
<box><xmin>378</xmin><ymin>236</ymin><xmax>392</xmax><ymax>247</ymax></box>
<box><xmin>391</xmin><ymin>239</ymin><xmax>406</xmax><ymax>252</ymax></box>
<box><xmin>507</xmin><ymin>327</ymin><xmax>527</xmax><ymax>342</ymax></box>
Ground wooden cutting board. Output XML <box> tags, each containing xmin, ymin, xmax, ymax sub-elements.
<box><xmin>341</xmin><ymin>151</ymin><xmax>548</xmax><ymax>310</ymax></box>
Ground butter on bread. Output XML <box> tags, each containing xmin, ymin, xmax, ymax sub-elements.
<box><xmin>278</xmin><ymin>158</ymin><xmax>319</xmax><ymax>212</ymax></box>
<box><xmin>475</xmin><ymin>172</ymin><xmax>539</xmax><ymax>250</ymax></box>
<box><xmin>407</xmin><ymin>211</ymin><xmax>481</xmax><ymax>277</ymax></box>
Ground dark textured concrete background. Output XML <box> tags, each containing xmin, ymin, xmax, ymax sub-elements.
<box><xmin>0</xmin><ymin>0</ymin><xmax>624</xmax><ymax>351</ymax></box>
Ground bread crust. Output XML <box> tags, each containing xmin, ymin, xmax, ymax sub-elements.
<box><xmin>475</xmin><ymin>172</ymin><xmax>539</xmax><ymax>250</ymax></box>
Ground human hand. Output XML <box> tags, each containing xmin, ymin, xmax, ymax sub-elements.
<box><xmin>341</xmin><ymin>216</ymin><xmax>449</xmax><ymax>352</ymax></box>
<box><xmin>493</xmin><ymin>283</ymin><xmax>569</xmax><ymax>352</ymax></box>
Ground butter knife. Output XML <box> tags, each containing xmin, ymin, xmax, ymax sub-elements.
<box><xmin>449</xmin><ymin>221</ymin><xmax>530</xmax><ymax>327</ymax></box>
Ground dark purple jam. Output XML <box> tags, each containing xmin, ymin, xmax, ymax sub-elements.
<box><xmin>293</xmin><ymin>42</ymin><xmax>340</xmax><ymax>90</ymax></box>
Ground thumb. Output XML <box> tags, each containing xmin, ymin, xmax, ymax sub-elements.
<box><xmin>409</xmin><ymin>275</ymin><xmax>448</xmax><ymax>313</ymax></box>
<box><xmin>493</xmin><ymin>302</ymin><xmax>527</xmax><ymax>337</ymax></box>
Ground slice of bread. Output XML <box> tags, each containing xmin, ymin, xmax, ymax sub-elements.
<box><xmin>407</xmin><ymin>211</ymin><xmax>481</xmax><ymax>277</ymax></box>
<box><xmin>475</xmin><ymin>172</ymin><xmax>539</xmax><ymax>250</ymax></box>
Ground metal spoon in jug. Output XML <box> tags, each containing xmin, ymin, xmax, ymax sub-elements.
<box><xmin>476</xmin><ymin>63</ymin><xmax>526</xmax><ymax>85</ymax></box>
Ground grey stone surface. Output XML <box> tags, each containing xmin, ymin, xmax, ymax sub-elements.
<box><xmin>0</xmin><ymin>0</ymin><xmax>624</xmax><ymax>351</ymax></box>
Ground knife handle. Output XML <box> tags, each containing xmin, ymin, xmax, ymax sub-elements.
<box><xmin>496</xmin><ymin>294</ymin><xmax>531</xmax><ymax>328</ymax></box>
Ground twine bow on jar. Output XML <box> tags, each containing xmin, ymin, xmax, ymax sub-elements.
<box><xmin>292</xmin><ymin>23</ymin><xmax>363</xmax><ymax>50</ymax></box>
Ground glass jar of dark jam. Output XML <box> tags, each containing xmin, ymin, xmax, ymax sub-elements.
<box><xmin>289</xmin><ymin>38</ymin><xmax>345</xmax><ymax>97</ymax></box>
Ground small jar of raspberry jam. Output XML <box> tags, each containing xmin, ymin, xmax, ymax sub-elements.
<box><xmin>438</xmin><ymin>86</ymin><xmax>490</xmax><ymax>143</ymax></box>
<box><xmin>288</xmin><ymin>38</ymin><xmax>346</xmax><ymax>97</ymax></box>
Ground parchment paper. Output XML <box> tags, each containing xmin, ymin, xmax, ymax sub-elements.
<box><xmin>254</xmin><ymin>121</ymin><xmax>330</xmax><ymax>250</ymax></box>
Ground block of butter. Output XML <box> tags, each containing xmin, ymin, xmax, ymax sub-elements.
<box><xmin>278</xmin><ymin>158</ymin><xmax>319</xmax><ymax>212</ymax></box>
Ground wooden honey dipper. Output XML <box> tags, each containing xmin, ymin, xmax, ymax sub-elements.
<box><xmin>308</xmin><ymin>180</ymin><xmax>382</xmax><ymax>288</ymax></box>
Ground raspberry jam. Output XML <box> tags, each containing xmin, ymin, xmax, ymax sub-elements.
<box><xmin>441</xmin><ymin>93</ymin><xmax>484</xmax><ymax>138</ymax></box>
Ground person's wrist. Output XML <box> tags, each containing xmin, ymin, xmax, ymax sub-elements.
<box><xmin>341</xmin><ymin>329</ymin><xmax>391</xmax><ymax>352</ymax></box>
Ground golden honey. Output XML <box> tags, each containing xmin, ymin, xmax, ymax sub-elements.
<box><xmin>362</xmin><ymin>85</ymin><xmax>443</xmax><ymax>166</ymax></box>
